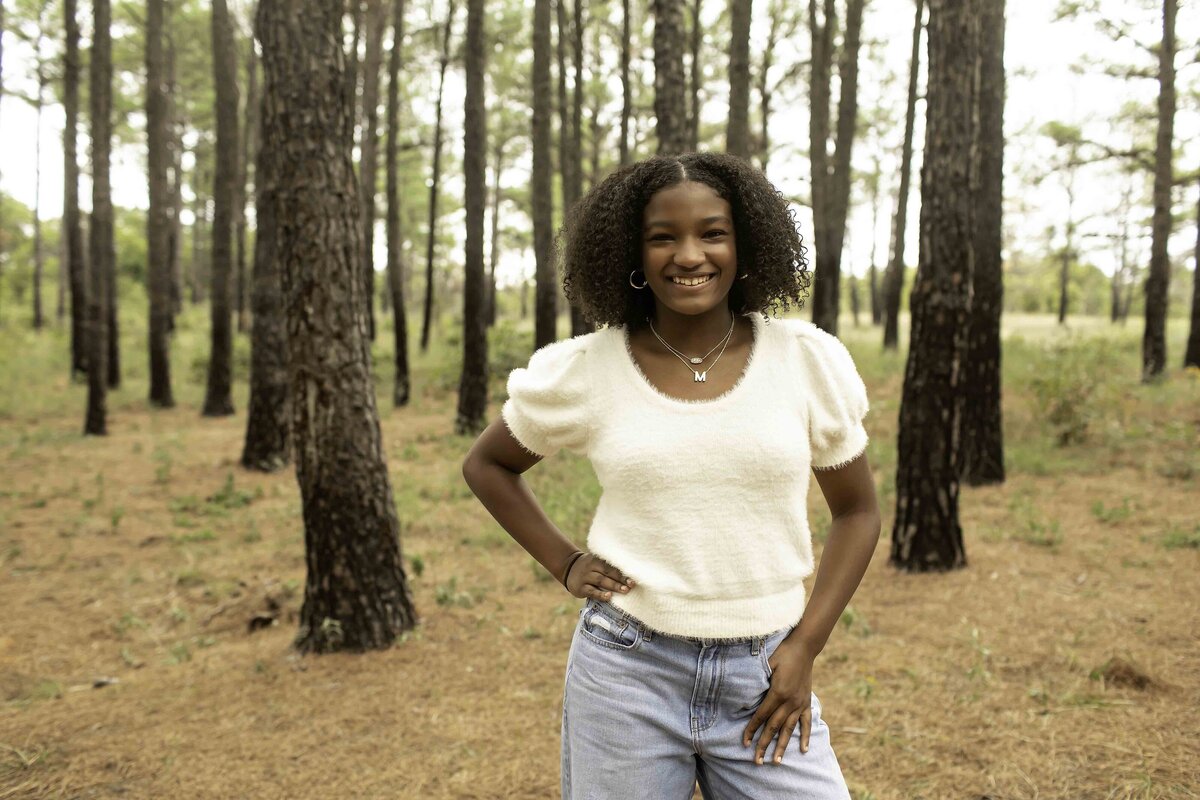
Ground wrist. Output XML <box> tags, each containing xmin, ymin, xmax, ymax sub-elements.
<box><xmin>559</xmin><ymin>550</ymin><xmax>585</xmax><ymax>587</ymax></box>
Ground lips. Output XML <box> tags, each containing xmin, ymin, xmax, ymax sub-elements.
<box><xmin>669</xmin><ymin>274</ymin><xmax>716</xmax><ymax>287</ymax></box>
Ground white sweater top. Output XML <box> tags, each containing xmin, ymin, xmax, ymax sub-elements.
<box><xmin>500</xmin><ymin>312</ymin><xmax>870</xmax><ymax>639</ymax></box>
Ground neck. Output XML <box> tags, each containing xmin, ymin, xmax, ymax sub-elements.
<box><xmin>648</xmin><ymin>304</ymin><xmax>738</xmax><ymax>351</ymax></box>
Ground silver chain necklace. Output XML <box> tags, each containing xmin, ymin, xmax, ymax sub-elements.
<box><xmin>648</xmin><ymin>311</ymin><xmax>736</xmax><ymax>383</ymax></box>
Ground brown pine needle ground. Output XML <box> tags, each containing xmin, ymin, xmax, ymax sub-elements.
<box><xmin>1</xmin><ymin>316</ymin><xmax>1198</xmax><ymax>799</ymax></box>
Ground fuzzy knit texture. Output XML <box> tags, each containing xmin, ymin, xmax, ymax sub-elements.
<box><xmin>500</xmin><ymin>312</ymin><xmax>870</xmax><ymax>639</ymax></box>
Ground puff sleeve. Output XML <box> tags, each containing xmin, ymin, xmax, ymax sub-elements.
<box><xmin>500</xmin><ymin>336</ymin><xmax>593</xmax><ymax>458</ymax></box>
<box><xmin>794</xmin><ymin>322</ymin><xmax>870</xmax><ymax>470</ymax></box>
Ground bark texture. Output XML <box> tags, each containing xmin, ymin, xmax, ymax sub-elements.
<box><xmin>242</xmin><ymin>4</ymin><xmax>291</xmax><ymax>473</ymax></box>
<box><xmin>147</xmin><ymin>0</ymin><xmax>174</xmax><ymax>407</ymax></box>
<box><xmin>652</xmin><ymin>0</ymin><xmax>687</xmax><ymax>154</ymax></box>
<box><xmin>890</xmin><ymin>0</ymin><xmax>975</xmax><ymax>573</ymax></box>
<box><xmin>532</xmin><ymin>0</ymin><xmax>557</xmax><ymax>348</ymax></box>
<box><xmin>619</xmin><ymin>0</ymin><xmax>631</xmax><ymax>165</ymax></box>
<box><xmin>961</xmin><ymin>0</ymin><xmax>1005</xmax><ymax>487</ymax></box>
<box><xmin>85</xmin><ymin>0</ymin><xmax>114</xmax><ymax>435</ymax></box>
<box><xmin>726</xmin><ymin>0</ymin><xmax>752</xmax><ymax>158</ymax></box>
<box><xmin>1186</xmin><ymin>173</ymin><xmax>1200</xmax><ymax>368</ymax></box>
<box><xmin>359</xmin><ymin>0</ymin><xmax>387</xmax><ymax>341</ymax></box>
<box><xmin>203</xmin><ymin>0</ymin><xmax>239</xmax><ymax>416</ymax></box>
<box><xmin>456</xmin><ymin>0</ymin><xmax>488</xmax><ymax>435</ymax></box>
<box><xmin>386</xmin><ymin>0</ymin><xmax>410</xmax><ymax>406</ymax></box>
<box><xmin>688</xmin><ymin>0</ymin><xmax>701</xmax><ymax>152</ymax></box>
<box><xmin>421</xmin><ymin>0</ymin><xmax>455</xmax><ymax>353</ymax></box>
<box><xmin>883</xmin><ymin>0</ymin><xmax>923</xmax><ymax>350</ymax></box>
<box><xmin>235</xmin><ymin>36</ymin><xmax>258</xmax><ymax>333</ymax></box>
<box><xmin>64</xmin><ymin>0</ymin><xmax>87</xmax><ymax>377</ymax></box>
<box><xmin>1142</xmin><ymin>0</ymin><xmax>1175</xmax><ymax>382</ymax></box>
<box><xmin>257</xmin><ymin>0</ymin><xmax>417</xmax><ymax>653</ymax></box>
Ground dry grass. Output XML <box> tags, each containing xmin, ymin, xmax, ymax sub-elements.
<box><xmin>1</xmin><ymin>317</ymin><xmax>1198</xmax><ymax>799</ymax></box>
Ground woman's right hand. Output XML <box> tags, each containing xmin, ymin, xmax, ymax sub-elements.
<box><xmin>566</xmin><ymin>552</ymin><xmax>637</xmax><ymax>601</ymax></box>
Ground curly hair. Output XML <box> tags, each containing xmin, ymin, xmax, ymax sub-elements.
<box><xmin>559</xmin><ymin>152</ymin><xmax>811</xmax><ymax>333</ymax></box>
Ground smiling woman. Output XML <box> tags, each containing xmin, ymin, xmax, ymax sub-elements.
<box><xmin>463</xmin><ymin>152</ymin><xmax>879</xmax><ymax>800</ymax></box>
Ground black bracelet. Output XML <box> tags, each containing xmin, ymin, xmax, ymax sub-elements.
<box><xmin>560</xmin><ymin>550</ymin><xmax>586</xmax><ymax>587</ymax></box>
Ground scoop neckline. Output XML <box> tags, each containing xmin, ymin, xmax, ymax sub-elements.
<box><xmin>620</xmin><ymin>312</ymin><xmax>764</xmax><ymax>409</ymax></box>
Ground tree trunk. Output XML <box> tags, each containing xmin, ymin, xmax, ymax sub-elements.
<box><xmin>32</xmin><ymin>6</ymin><xmax>47</xmax><ymax>330</ymax></box>
<box><xmin>619</xmin><ymin>0</ymin><xmax>631</xmax><ymax>165</ymax></box>
<box><xmin>960</xmin><ymin>0</ymin><xmax>1005</xmax><ymax>487</ymax></box>
<box><xmin>166</xmin><ymin>7</ymin><xmax>184</xmax><ymax>323</ymax></box>
<box><xmin>241</xmin><ymin>2</ymin><xmax>290</xmax><ymax>472</ymax></box>
<box><xmin>386</xmin><ymin>0</ymin><xmax>410</xmax><ymax>407</ymax></box>
<box><xmin>569</xmin><ymin>0</ymin><xmax>588</xmax><ymax>338</ymax></box>
<box><xmin>64</xmin><ymin>0</ymin><xmax>87</xmax><ymax>377</ymax></box>
<box><xmin>85</xmin><ymin>0</ymin><xmax>114</xmax><ymax>436</ymax></box>
<box><xmin>147</xmin><ymin>0</ymin><xmax>174</xmax><ymax>407</ymax></box>
<box><xmin>868</xmin><ymin>155</ymin><xmax>881</xmax><ymax>324</ymax></box>
<box><xmin>1112</xmin><ymin>180</ymin><xmax>1132</xmax><ymax>324</ymax></box>
<box><xmin>107</xmin><ymin>242</ymin><xmax>120</xmax><ymax>388</ymax></box>
<box><xmin>883</xmin><ymin>0</ymin><xmax>923</xmax><ymax>350</ymax></box>
<box><xmin>203</xmin><ymin>0</ymin><xmax>239</xmax><ymax>417</ymax></box>
<box><xmin>555</xmin><ymin>0</ymin><xmax>574</xmax><ymax>215</ymax></box>
<box><xmin>346</xmin><ymin>0</ymin><xmax>363</xmax><ymax>122</ymax></box>
<box><xmin>849</xmin><ymin>276</ymin><xmax>859</xmax><ymax>326</ymax></box>
<box><xmin>360</xmin><ymin>0</ymin><xmax>386</xmax><ymax>342</ymax></box>
<box><xmin>809</xmin><ymin>0</ymin><xmax>864</xmax><ymax>336</ymax></box>
<box><xmin>1185</xmin><ymin>172</ymin><xmax>1200</xmax><ymax>368</ymax></box>
<box><xmin>1057</xmin><ymin>246</ymin><xmax>1070</xmax><ymax>324</ymax></box>
<box><xmin>457</xmin><ymin>0</ymin><xmax>488</xmax><ymax>435</ymax></box>
<box><xmin>488</xmin><ymin>136</ymin><xmax>503</xmax><ymax>327</ymax></box>
<box><xmin>726</xmin><ymin>0</ymin><xmax>751</xmax><ymax>158</ymax></box>
<box><xmin>1142</xmin><ymin>0</ymin><xmax>1175</xmax><ymax>382</ymax></box>
<box><xmin>421</xmin><ymin>0</ymin><xmax>455</xmax><ymax>353</ymax></box>
<box><xmin>0</xmin><ymin>0</ymin><xmax>4</xmax><ymax>319</ymax></box>
<box><xmin>533</xmin><ymin>0</ymin><xmax>557</xmax><ymax>347</ymax></box>
<box><xmin>653</xmin><ymin>0</ymin><xmax>688</xmax><ymax>154</ymax></box>
<box><xmin>587</xmin><ymin>20</ymin><xmax>602</xmax><ymax>186</ymax></box>
<box><xmin>890</xmin><ymin>0</ymin><xmax>975</xmax><ymax>573</ymax></box>
<box><xmin>189</xmin><ymin>157</ymin><xmax>207</xmax><ymax>305</ymax></box>
<box><xmin>257</xmin><ymin>0</ymin><xmax>417</xmax><ymax>654</ymax></box>
<box><xmin>688</xmin><ymin>0</ymin><xmax>701</xmax><ymax>152</ymax></box>
<box><xmin>235</xmin><ymin>34</ymin><xmax>258</xmax><ymax>334</ymax></box>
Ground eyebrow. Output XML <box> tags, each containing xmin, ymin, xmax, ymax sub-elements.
<box><xmin>644</xmin><ymin>215</ymin><xmax>732</xmax><ymax>231</ymax></box>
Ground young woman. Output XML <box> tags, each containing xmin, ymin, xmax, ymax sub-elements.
<box><xmin>463</xmin><ymin>152</ymin><xmax>880</xmax><ymax>799</ymax></box>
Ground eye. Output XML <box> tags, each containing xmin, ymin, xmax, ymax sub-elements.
<box><xmin>647</xmin><ymin>233</ymin><xmax>673</xmax><ymax>242</ymax></box>
<box><xmin>704</xmin><ymin>229</ymin><xmax>728</xmax><ymax>239</ymax></box>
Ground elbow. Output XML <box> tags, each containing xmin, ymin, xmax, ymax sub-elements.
<box><xmin>461</xmin><ymin>451</ymin><xmax>485</xmax><ymax>493</ymax></box>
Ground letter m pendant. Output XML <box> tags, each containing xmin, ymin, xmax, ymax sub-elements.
<box><xmin>693</xmin><ymin>370</ymin><xmax>707</xmax><ymax>382</ymax></box>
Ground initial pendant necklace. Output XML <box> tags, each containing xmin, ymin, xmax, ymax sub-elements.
<box><xmin>648</xmin><ymin>311</ymin><xmax>736</xmax><ymax>383</ymax></box>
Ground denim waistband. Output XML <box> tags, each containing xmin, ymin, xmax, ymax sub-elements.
<box><xmin>585</xmin><ymin>597</ymin><xmax>794</xmax><ymax>646</ymax></box>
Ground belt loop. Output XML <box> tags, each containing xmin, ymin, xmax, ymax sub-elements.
<box><xmin>750</xmin><ymin>636</ymin><xmax>761</xmax><ymax>656</ymax></box>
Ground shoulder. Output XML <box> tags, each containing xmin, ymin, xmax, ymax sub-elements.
<box><xmin>774</xmin><ymin>317</ymin><xmax>854</xmax><ymax>365</ymax></box>
<box><xmin>774</xmin><ymin>316</ymin><xmax>866</xmax><ymax>395</ymax></box>
<box><xmin>520</xmin><ymin>328</ymin><xmax>608</xmax><ymax>375</ymax></box>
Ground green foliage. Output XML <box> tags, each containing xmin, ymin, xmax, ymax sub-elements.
<box><xmin>1090</xmin><ymin>496</ymin><xmax>1134</xmax><ymax>525</ymax></box>
<box><xmin>1027</xmin><ymin>335</ymin><xmax>1121</xmax><ymax>446</ymax></box>
<box><xmin>1160</xmin><ymin>523</ymin><xmax>1200</xmax><ymax>550</ymax></box>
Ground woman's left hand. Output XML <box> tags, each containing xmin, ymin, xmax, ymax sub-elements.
<box><xmin>742</xmin><ymin>638</ymin><xmax>817</xmax><ymax>765</ymax></box>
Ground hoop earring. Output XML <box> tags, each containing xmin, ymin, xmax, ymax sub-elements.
<box><xmin>629</xmin><ymin>269</ymin><xmax>647</xmax><ymax>289</ymax></box>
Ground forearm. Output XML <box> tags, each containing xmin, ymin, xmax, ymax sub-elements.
<box><xmin>462</xmin><ymin>460</ymin><xmax>581</xmax><ymax>584</ymax></box>
<box><xmin>787</xmin><ymin>508</ymin><xmax>881</xmax><ymax>655</ymax></box>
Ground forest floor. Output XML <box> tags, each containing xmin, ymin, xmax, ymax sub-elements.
<box><xmin>0</xmin><ymin>310</ymin><xmax>1198</xmax><ymax>800</ymax></box>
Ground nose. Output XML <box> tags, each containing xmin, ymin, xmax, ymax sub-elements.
<box><xmin>673</xmin><ymin>236</ymin><xmax>705</xmax><ymax>267</ymax></box>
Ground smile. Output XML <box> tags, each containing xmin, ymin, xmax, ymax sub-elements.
<box><xmin>669</xmin><ymin>274</ymin><xmax>715</xmax><ymax>287</ymax></box>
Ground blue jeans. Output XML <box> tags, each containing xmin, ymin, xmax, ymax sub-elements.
<box><xmin>561</xmin><ymin>597</ymin><xmax>852</xmax><ymax>799</ymax></box>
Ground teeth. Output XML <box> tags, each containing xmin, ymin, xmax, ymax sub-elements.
<box><xmin>671</xmin><ymin>275</ymin><xmax>714</xmax><ymax>286</ymax></box>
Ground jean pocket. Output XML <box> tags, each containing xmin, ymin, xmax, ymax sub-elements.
<box><xmin>580</xmin><ymin>606</ymin><xmax>642</xmax><ymax>651</ymax></box>
<box><xmin>759</xmin><ymin>628</ymin><xmax>792</xmax><ymax>681</ymax></box>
